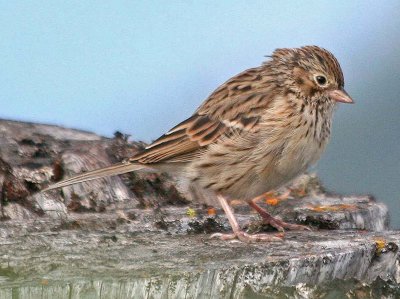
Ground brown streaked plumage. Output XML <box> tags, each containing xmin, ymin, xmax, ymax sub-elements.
<box><xmin>43</xmin><ymin>46</ymin><xmax>353</xmax><ymax>242</ymax></box>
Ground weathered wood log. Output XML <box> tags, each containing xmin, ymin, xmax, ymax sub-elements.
<box><xmin>0</xmin><ymin>118</ymin><xmax>398</xmax><ymax>298</ymax></box>
<box><xmin>0</xmin><ymin>212</ymin><xmax>398</xmax><ymax>298</ymax></box>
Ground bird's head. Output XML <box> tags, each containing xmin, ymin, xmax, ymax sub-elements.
<box><xmin>270</xmin><ymin>45</ymin><xmax>354</xmax><ymax>104</ymax></box>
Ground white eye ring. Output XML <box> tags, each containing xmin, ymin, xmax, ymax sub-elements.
<box><xmin>315</xmin><ymin>75</ymin><xmax>327</xmax><ymax>86</ymax></box>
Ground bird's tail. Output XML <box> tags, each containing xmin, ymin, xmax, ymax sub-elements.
<box><xmin>41</xmin><ymin>162</ymin><xmax>146</xmax><ymax>192</ymax></box>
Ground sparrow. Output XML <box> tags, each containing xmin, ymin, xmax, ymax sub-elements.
<box><xmin>43</xmin><ymin>46</ymin><xmax>354</xmax><ymax>242</ymax></box>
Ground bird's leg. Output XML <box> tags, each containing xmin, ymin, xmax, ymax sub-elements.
<box><xmin>248</xmin><ymin>198</ymin><xmax>311</xmax><ymax>232</ymax></box>
<box><xmin>210</xmin><ymin>194</ymin><xmax>282</xmax><ymax>242</ymax></box>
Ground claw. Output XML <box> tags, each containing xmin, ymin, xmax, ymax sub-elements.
<box><xmin>266</xmin><ymin>217</ymin><xmax>312</xmax><ymax>232</ymax></box>
<box><xmin>211</xmin><ymin>194</ymin><xmax>287</xmax><ymax>243</ymax></box>
<box><xmin>248</xmin><ymin>199</ymin><xmax>312</xmax><ymax>232</ymax></box>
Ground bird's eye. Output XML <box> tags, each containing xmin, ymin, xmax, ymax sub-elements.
<box><xmin>315</xmin><ymin>75</ymin><xmax>327</xmax><ymax>86</ymax></box>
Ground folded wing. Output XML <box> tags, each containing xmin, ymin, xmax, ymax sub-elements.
<box><xmin>131</xmin><ymin>66</ymin><xmax>274</xmax><ymax>164</ymax></box>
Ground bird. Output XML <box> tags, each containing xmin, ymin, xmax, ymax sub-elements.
<box><xmin>42</xmin><ymin>46</ymin><xmax>354</xmax><ymax>242</ymax></box>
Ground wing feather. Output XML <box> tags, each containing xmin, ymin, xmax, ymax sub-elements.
<box><xmin>131</xmin><ymin>65</ymin><xmax>275</xmax><ymax>164</ymax></box>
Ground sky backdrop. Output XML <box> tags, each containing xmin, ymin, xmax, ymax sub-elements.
<box><xmin>1</xmin><ymin>1</ymin><xmax>399</xmax><ymax>226</ymax></box>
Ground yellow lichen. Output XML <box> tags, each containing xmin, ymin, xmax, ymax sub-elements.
<box><xmin>375</xmin><ymin>239</ymin><xmax>386</xmax><ymax>255</ymax></box>
<box><xmin>186</xmin><ymin>208</ymin><xmax>197</xmax><ymax>218</ymax></box>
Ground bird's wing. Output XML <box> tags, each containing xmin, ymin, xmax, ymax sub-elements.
<box><xmin>41</xmin><ymin>66</ymin><xmax>275</xmax><ymax>191</ymax></box>
<box><xmin>132</xmin><ymin>66</ymin><xmax>275</xmax><ymax>164</ymax></box>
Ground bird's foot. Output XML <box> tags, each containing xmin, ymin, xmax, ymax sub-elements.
<box><xmin>248</xmin><ymin>200</ymin><xmax>311</xmax><ymax>232</ymax></box>
<box><xmin>263</xmin><ymin>216</ymin><xmax>311</xmax><ymax>232</ymax></box>
<box><xmin>210</xmin><ymin>231</ymin><xmax>283</xmax><ymax>243</ymax></box>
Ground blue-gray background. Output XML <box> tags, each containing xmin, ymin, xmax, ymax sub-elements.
<box><xmin>1</xmin><ymin>1</ymin><xmax>399</xmax><ymax>226</ymax></box>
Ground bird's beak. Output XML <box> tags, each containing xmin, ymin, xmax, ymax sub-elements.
<box><xmin>329</xmin><ymin>88</ymin><xmax>354</xmax><ymax>104</ymax></box>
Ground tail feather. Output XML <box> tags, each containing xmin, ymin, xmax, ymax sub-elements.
<box><xmin>42</xmin><ymin>162</ymin><xmax>146</xmax><ymax>192</ymax></box>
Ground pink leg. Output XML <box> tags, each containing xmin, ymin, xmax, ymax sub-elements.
<box><xmin>248</xmin><ymin>199</ymin><xmax>311</xmax><ymax>232</ymax></box>
<box><xmin>210</xmin><ymin>194</ymin><xmax>282</xmax><ymax>242</ymax></box>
